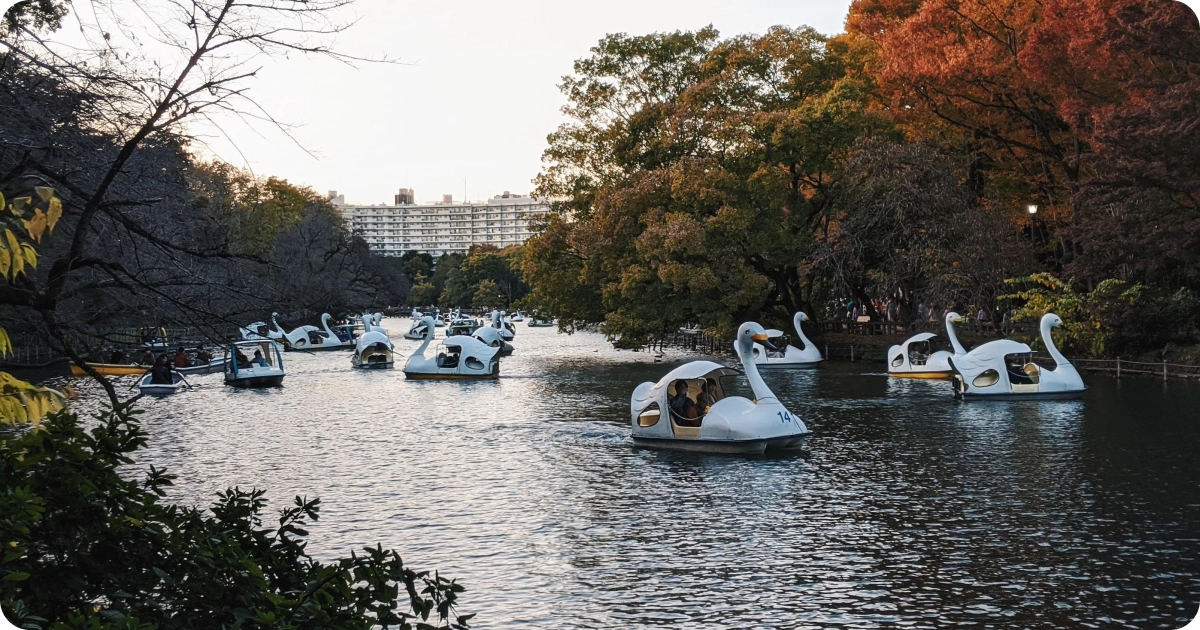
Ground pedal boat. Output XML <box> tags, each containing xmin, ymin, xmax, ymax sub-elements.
<box><xmin>630</xmin><ymin>322</ymin><xmax>809</xmax><ymax>454</ymax></box>
<box><xmin>949</xmin><ymin>313</ymin><xmax>1086</xmax><ymax>400</ymax></box>
<box><xmin>472</xmin><ymin>325</ymin><xmax>514</xmax><ymax>357</ymax></box>
<box><xmin>224</xmin><ymin>340</ymin><xmax>286</xmax><ymax>388</ymax></box>
<box><xmin>284</xmin><ymin>313</ymin><xmax>351</xmax><ymax>350</ymax></box>
<box><xmin>751</xmin><ymin>312</ymin><xmax>823</xmax><ymax>368</ymax></box>
<box><xmin>352</xmin><ymin>330</ymin><xmax>394</xmax><ymax>369</ymax></box>
<box><xmin>403</xmin><ymin>316</ymin><xmax>499</xmax><ymax>380</ymax></box>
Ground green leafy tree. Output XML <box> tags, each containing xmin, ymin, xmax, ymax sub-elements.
<box><xmin>471</xmin><ymin>280</ymin><xmax>503</xmax><ymax>309</ymax></box>
<box><xmin>0</xmin><ymin>406</ymin><xmax>472</xmax><ymax>628</ymax></box>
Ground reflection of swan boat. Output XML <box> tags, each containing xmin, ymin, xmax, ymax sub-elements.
<box><xmin>751</xmin><ymin>312</ymin><xmax>823</xmax><ymax>368</ymax></box>
<box><xmin>138</xmin><ymin>371</ymin><xmax>187</xmax><ymax>396</ymax></box>
<box><xmin>284</xmin><ymin>313</ymin><xmax>350</xmax><ymax>350</ymax></box>
<box><xmin>240</xmin><ymin>312</ymin><xmax>286</xmax><ymax>341</ymax></box>
<box><xmin>630</xmin><ymin>322</ymin><xmax>809</xmax><ymax>454</ymax></box>
<box><xmin>351</xmin><ymin>330</ymin><xmax>394</xmax><ymax>369</ymax></box>
<box><xmin>950</xmin><ymin>313</ymin><xmax>1086</xmax><ymax>400</ymax></box>
<box><xmin>888</xmin><ymin>313</ymin><xmax>965</xmax><ymax>379</ymax></box>
<box><xmin>403</xmin><ymin>316</ymin><xmax>499</xmax><ymax>380</ymax></box>
<box><xmin>224</xmin><ymin>340</ymin><xmax>286</xmax><ymax>388</ymax></box>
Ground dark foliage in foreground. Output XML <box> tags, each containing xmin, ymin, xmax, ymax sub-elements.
<box><xmin>0</xmin><ymin>408</ymin><xmax>471</xmax><ymax>629</ymax></box>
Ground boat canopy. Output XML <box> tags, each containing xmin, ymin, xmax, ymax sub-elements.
<box><xmin>637</xmin><ymin>360</ymin><xmax>741</xmax><ymax>403</ymax></box>
<box><xmin>954</xmin><ymin>339</ymin><xmax>1034</xmax><ymax>368</ymax></box>
<box><xmin>902</xmin><ymin>332</ymin><xmax>938</xmax><ymax>347</ymax></box>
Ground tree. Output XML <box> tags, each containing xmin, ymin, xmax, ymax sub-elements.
<box><xmin>525</xmin><ymin>25</ymin><xmax>889</xmax><ymax>343</ymax></box>
<box><xmin>471</xmin><ymin>279</ymin><xmax>503</xmax><ymax>309</ymax></box>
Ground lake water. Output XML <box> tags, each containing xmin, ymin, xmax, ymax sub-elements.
<box><xmin>67</xmin><ymin>318</ymin><xmax>1200</xmax><ymax>628</ymax></box>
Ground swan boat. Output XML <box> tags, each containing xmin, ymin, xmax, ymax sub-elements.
<box><xmin>447</xmin><ymin>316</ymin><xmax>480</xmax><ymax>337</ymax></box>
<box><xmin>490</xmin><ymin>310</ymin><xmax>516</xmax><ymax>341</ymax></box>
<box><xmin>403</xmin><ymin>318</ymin><xmax>430</xmax><ymax>340</ymax></box>
<box><xmin>509</xmin><ymin>310</ymin><xmax>525</xmax><ymax>322</ymax></box>
<box><xmin>351</xmin><ymin>330</ymin><xmax>394</xmax><ymax>369</ymax></box>
<box><xmin>240</xmin><ymin>313</ymin><xmax>286</xmax><ymax>342</ymax></box>
<box><xmin>887</xmin><ymin>312</ymin><xmax>966</xmax><ymax>379</ymax></box>
<box><xmin>949</xmin><ymin>313</ymin><xmax>1086</xmax><ymax>400</ymax></box>
<box><xmin>224</xmin><ymin>340</ymin><xmax>286</xmax><ymax>388</ymax></box>
<box><xmin>284</xmin><ymin>313</ymin><xmax>351</xmax><ymax>351</ymax></box>
<box><xmin>138</xmin><ymin>371</ymin><xmax>187</xmax><ymax>396</ymax></box>
<box><xmin>403</xmin><ymin>316</ymin><xmax>499</xmax><ymax>380</ymax></box>
<box><xmin>472</xmin><ymin>325</ymin><xmax>514</xmax><ymax>357</ymax></box>
<box><xmin>751</xmin><ymin>312</ymin><xmax>823</xmax><ymax>368</ymax></box>
<box><xmin>630</xmin><ymin>322</ymin><xmax>809</xmax><ymax>454</ymax></box>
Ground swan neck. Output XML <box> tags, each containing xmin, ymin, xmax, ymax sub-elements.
<box><xmin>736</xmin><ymin>340</ymin><xmax>776</xmax><ymax>403</ymax></box>
<box><xmin>1042</xmin><ymin>319</ymin><xmax>1069</xmax><ymax>366</ymax></box>
<box><xmin>415</xmin><ymin>322</ymin><xmax>433</xmax><ymax>358</ymax></box>
<box><xmin>946</xmin><ymin>316</ymin><xmax>966</xmax><ymax>355</ymax></box>
<box><xmin>793</xmin><ymin>314</ymin><xmax>814</xmax><ymax>350</ymax></box>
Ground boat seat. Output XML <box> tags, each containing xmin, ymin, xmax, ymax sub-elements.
<box><xmin>1012</xmin><ymin>383</ymin><xmax>1039</xmax><ymax>394</ymax></box>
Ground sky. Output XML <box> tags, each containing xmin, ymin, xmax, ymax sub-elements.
<box><xmin>196</xmin><ymin>1</ymin><xmax>857</xmax><ymax>205</ymax></box>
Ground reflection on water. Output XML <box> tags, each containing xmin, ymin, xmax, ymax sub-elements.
<box><xmin>65</xmin><ymin>320</ymin><xmax>1200</xmax><ymax>628</ymax></box>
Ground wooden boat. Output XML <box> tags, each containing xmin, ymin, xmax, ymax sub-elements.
<box><xmin>70</xmin><ymin>362</ymin><xmax>149</xmax><ymax>377</ymax></box>
<box><xmin>138</xmin><ymin>372</ymin><xmax>187</xmax><ymax>396</ymax></box>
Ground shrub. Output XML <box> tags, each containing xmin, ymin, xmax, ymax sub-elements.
<box><xmin>0</xmin><ymin>406</ymin><xmax>471</xmax><ymax>629</ymax></box>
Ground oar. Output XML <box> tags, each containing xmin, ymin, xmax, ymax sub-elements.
<box><xmin>177</xmin><ymin>372</ymin><xmax>193</xmax><ymax>389</ymax></box>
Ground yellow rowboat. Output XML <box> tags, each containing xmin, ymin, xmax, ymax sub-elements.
<box><xmin>70</xmin><ymin>363</ymin><xmax>148</xmax><ymax>377</ymax></box>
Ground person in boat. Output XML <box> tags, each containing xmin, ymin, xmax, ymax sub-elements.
<box><xmin>109</xmin><ymin>349</ymin><xmax>126</xmax><ymax>364</ymax></box>
<box><xmin>696</xmin><ymin>379</ymin><xmax>719</xmax><ymax>413</ymax></box>
<box><xmin>235</xmin><ymin>348</ymin><xmax>252</xmax><ymax>369</ymax></box>
<box><xmin>173</xmin><ymin>347</ymin><xmax>190</xmax><ymax>368</ymax></box>
<box><xmin>140</xmin><ymin>349</ymin><xmax>155</xmax><ymax>366</ymax></box>
<box><xmin>670</xmin><ymin>380</ymin><xmax>701</xmax><ymax>426</ymax></box>
<box><xmin>195</xmin><ymin>345</ymin><xmax>213</xmax><ymax>364</ymax></box>
<box><xmin>251</xmin><ymin>349</ymin><xmax>268</xmax><ymax>368</ymax></box>
<box><xmin>149</xmin><ymin>356</ymin><xmax>174</xmax><ymax>385</ymax></box>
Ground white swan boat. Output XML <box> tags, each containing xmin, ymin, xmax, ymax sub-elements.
<box><xmin>630</xmin><ymin>322</ymin><xmax>809</xmax><ymax>454</ymax></box>
<box><xmin>888</xmin><ymin>312</ymin><xmax>967</xmax><ymax>379</ymax></box>
<box><xmin>403</xmin><ymin>318</ymin><xmax>430</xmax><ymax>340</ymax></box>
<box><xmin>509</xmin><ymin>310</ymin><xmax>525</xmax><ymax>322</ymax></box>
<box><xmin>447</xmin><ymin>315</ymin><xmax>480</xmax><ymax>337</ymax></box>
<box><xmin>751</xmin><ymin>312</ymin><xmax>823</xmax><ymax>368</ymax></box>
<box><xmin>284</xmin><ymin>313</ymin><xmax>350</xmax><ymax>350</ymax></box>
<box><xmin>352</xmin><ymin>330</ymin><xmax>394</xmax><ymax>369</ymax></box>
<box><xmin>224</xmin><ymin>340</ymin><xmax>285</xmax><ymax>388</ymax></box>
<box><xmin>949</xmin><ymin>313</ymin><xmax>1086</xmax><ymax>400</ymax></box>
<box><xmin>490</xmin><ymin>310</ymin><xmax>516</xmax><ymax>341</ymax></box>
<box><xmin>138</xmin><ymin>371</ymin><xmax>188</xmax><ymax>396</ymax></box>
<box><xmin>240</xmin><ymin>312</ymin><xmax>286</xmax><ymax>342</ymax></box>
<box><xmin>472</xmin><ymin>325</ymin><xmax>514</xmax><ymax>357</ymax></box>
<box><xmin>403</xmin><ymin>316</ymin><xmax>499</xmax><ymax>380</ymax></box>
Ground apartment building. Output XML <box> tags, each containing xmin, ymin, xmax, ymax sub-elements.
<box><xmin>330</xmin><ymin>189</ymin><xmax>551</xmax><ymax>257</ymax></box>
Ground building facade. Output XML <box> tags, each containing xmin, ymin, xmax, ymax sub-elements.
<box><xmin>331</xmin><ymin>190</ymin><xmax>551</xmax><ymax>258</ymax></box>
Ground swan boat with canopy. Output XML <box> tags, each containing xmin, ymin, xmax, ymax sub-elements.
<box><xmin>403</xmin><ymin>318</ymin><xmax>430</xmax><ymax>340</ymax></box>
<box><xmin>403</xmin><ymin>316</ymin><xmax>499</xmax><ymax>380</ymax></box>
<box><xmin>472</xmin><ymin>325</ymin><xmax>514</xmax><ymax>357</ymax></box>
<box><xmin>887</xmin><ymin>312</ymin><xmax>966</xmax><ymax>379</ymax></box>
<box><xmin>283</xmin><ymin>313</ymin><xmax>352</xmax><ymax>351</ymax></box>
<box><xmin>751</xmin><ymin>312</ymin><xmax>823</xmax><ymax>368</ymax></box>
<box><xmin>224</xmin><ymin>339</ymin><xmax>286</xmax><ymax>388</ymax></box>
<box><xmin>630</xmin><ymin>322</ymin><xmax>809</xmax><ymax>454</ymax></box>
<box><xmin>240</xmin><ymin>313</ymin><xmax>286</xmax><ymax>342</ymax></box>
<box><xmin>509</xmin><ymin>310</ymin><xmax>525</xmax><ymax>322</ymax></box>
<box><xmin>949</xmin><ymin>313</ymin><xmax>1086</xmax><ymax>400</ymax></box>
<box><xmin>351</xmin><ymin>329</ymin><xmax>394</xmax><ymax>369</ymax></box>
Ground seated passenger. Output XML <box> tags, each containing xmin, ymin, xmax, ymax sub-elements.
<box><xmin>251</xmin><ymin>350</ymin><xmax>268</xmax><ymax>367</ymax></box>
<box><xmin>696</xmin><ymin>379</ymin><xmax>718</xmax><ymax>412</ymax></box>
<box><xmin>149</xmin><ymin>357</ymin><xmax>173</xmax><ymax>384</ymax></box>
<box><xmin>669</xmin><ymin>380</ymin><xmax>701</xmax><ymax>426</ymax></box>
<box><xmin>109</xmin><ymin>349</ymin><xmax>126</xmax><ymax>364</ymax></box>
<box><xmin>174</xmin><ymin>347</ymin><xmax>190</xmax><ymax>368</ymax></box>
<box><xmin>195</xmin><ymin>345</ymin><xmax>213</xmax><ymax>364</ymax></box>
<box><xmin>235</xmin><ymin>349</ymin><xmax>251</xmax><ymax>369</ymax></box>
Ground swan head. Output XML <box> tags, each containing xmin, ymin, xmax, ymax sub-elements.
<box><xmin>1042</xmin><ymin>313</ymin><xmax>1063</xmax><ymax>329</ymax></box>
<box><xmin>946</xmin><ymin>311</ymin><xmax>964</xmax><ymax>324</ymax></box>
<box><xmin>736</xmin><ymin>321</ymin><xmax>774</xmax><ymax>354</ymax></box>
<box><xmin>796</xmin><ymin>312</ymin><xmax>809</xmax><ymax>322</ymax></box>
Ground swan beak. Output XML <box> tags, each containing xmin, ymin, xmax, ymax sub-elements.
<box><xmin>753</xmin><ymin>333</ymin><xmax>777</xmax><ymax>351</ymax></box>
<box><xmin>953</xmin><ymin>317</ymin><xmax>965</xmax><ymax>324</ymax></box>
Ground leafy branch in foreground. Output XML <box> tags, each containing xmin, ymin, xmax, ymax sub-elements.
<box><xmin>0</xmin><ymin>406</ymin><xmax>472</xmax><ymax>629</ymax></box>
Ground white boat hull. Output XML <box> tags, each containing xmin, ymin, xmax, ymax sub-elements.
<box><xmin>138</xmin><ymin>373</ymin><xmax>185</xmax><ymax>396</ymax></box>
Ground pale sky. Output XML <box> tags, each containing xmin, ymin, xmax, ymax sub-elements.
<box><xmin>200</xmin><ymin>1</ymin><xmax>857</xmax><ymax>205</ymax></box>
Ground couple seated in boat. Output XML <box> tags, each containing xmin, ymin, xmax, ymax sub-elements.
<box><xmin>172</xmin><ymin>345</ymin><xmax>214</xmax><ymax>368</ymax></box>
<box><xmin>669</xmin><ymin>379</ymin><xmax>720</xmax><ymax>427</ymax></box>
<box><xmin>436</xmin><ymin>349</ymin><xmax>460</xmax><ymax>368</ymax></box>
<box><xmin>234</xmin><ymin>348</ymin><xmax>270</xmax><ymax>369</ymax></box>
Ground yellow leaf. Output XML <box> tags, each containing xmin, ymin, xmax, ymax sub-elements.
<box><xmin>22</xmin><ymin>243</ymin><xmax>37</xmax><ymax>269</ymax></box>
<box><xmin>0</xmin><ymin>248</ymin><xmax>11</xmax><ymax>280</ymax></box>
<box><xmin>5</xmin><ymin>230</ymin><xmax>23</xmax><ymax>277</ymax></box>
<box><xmin>0</xmin><ymin>329</ymin><xmax>9</xmax><ymax>357</ymax></box>
<box><xmin>0</xmin><ymin>193</ymin><xmax>5</xmax><ymax>210</ymax></box>
<box><xmin>47</xmin><ymin>198</ymin><xmax>62</xmax><ymax>231</ymax></box>
<box><xmin>35</xmin><ymin>186</ymin><xmax>53</xmax><ymax>202</ymax></box>
<box><xmin>24</xmin><ymin>209</ymin><xmax>47</xmax><ymax>242</ymax></box>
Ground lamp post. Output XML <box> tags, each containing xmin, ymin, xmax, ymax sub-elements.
<box><xmin>1027</xmin><ymin>204</ymin><xmax>1039</xmax><ymax>245</ymax></box>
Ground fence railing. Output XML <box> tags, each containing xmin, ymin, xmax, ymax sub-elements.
<box><xmin>1074</xmin><ymin>358</ymin><xmax>1200</xmax><ymax>381</ymax></box>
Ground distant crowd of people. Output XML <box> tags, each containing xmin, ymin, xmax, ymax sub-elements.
<box><xmin>824</xmin><ymin>297</ymin><xmax>1015</xmax><ymax>333</ymax></box>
